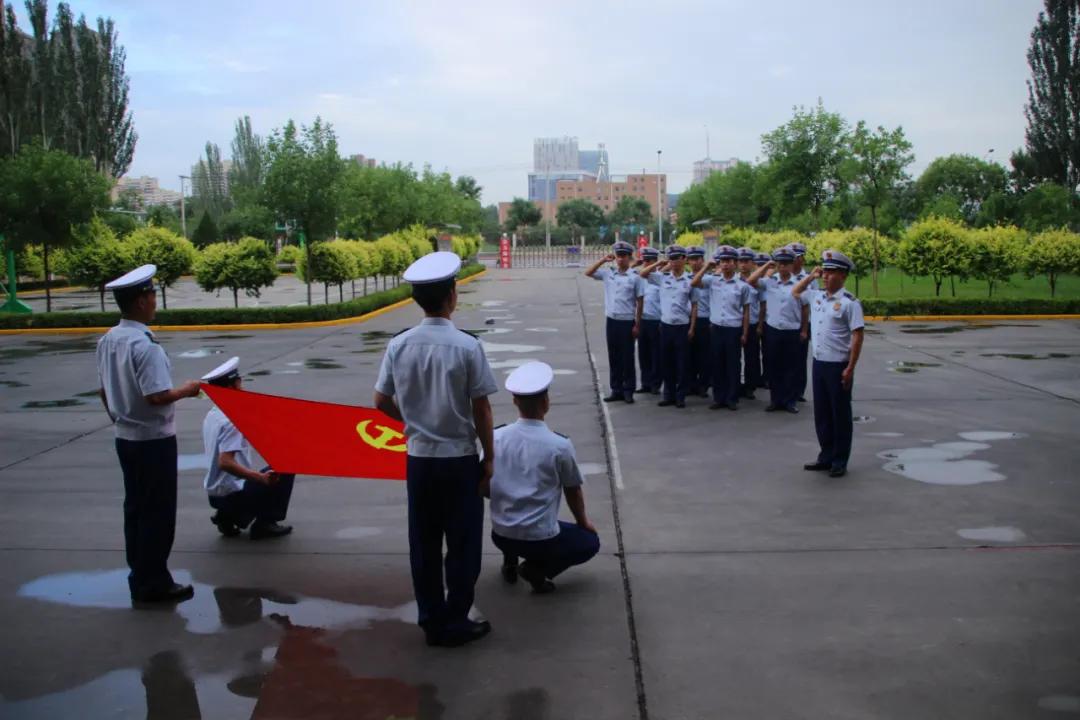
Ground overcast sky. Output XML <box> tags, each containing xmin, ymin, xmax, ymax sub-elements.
<box><xmin>26</xmin><ymin>0</ymin><xmax>1044</xmax><ymax>203</ymax></box>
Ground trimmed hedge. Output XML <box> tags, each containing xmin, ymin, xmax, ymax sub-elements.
<box><xmin>0</xmin><ymin>264</ymin><xmax>484</xmax><ymax>329</ymax></box>
<box><xmin>861</xmin><ymin>297</ymin><xmax>1080</xmax><ymax>317</ymax></box>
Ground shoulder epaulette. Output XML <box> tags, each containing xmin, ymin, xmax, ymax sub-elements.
<box><xmin>494</xmin><ymin>423</ymin><xmax>507</xmax><ymax>430</ymax></box>
<box><xmin>458</xmin><ymin>328</ymin><xmax>479</xmax><ymax>339</ymax></box>
<box><xmin>553</xmin><ymin>430</ymin><xmax>569</xmax><ymax>439</ymax></box>
<box><xmin>392</xmin><ymin>327</ymin><xmax>409</xmax><ymax>337</ymax></box>
<box><xmin>843</xmin><ymin>291</ymin><xmax>855</xmax><ymax>300</ymax></box>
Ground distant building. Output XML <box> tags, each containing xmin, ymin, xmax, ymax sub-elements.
<box><xmin>529</xmin><ymin>137</ymin><xmax>610</xmax><ymax>202</ymax></box>
<box><xmin>111</xmin><ymin>176</ymin><xmax>182</xmax><ymax>208</ymax></box>
<box><xmin>692</xmin><ymin>156</ymin><xmax>739</xmax><ymax>185</ymax></box>
<box><xmin>349</xmin><ymin>153</ymin><xmax>377</xmax><ymax>168</ymax></box>
<box><xmin>555</xmin><ymin>173</ymin><xmax>667</xmax><ymax>220</ymax></box>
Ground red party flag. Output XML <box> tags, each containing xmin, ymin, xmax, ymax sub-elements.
<box><xmin>201</xmin><ymin>384</ymin><xmax>406</xmax><ymax>480</ymax></box>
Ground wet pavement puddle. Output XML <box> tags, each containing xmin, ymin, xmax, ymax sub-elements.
<box><xmin>887</xmin><ymin>360</ymin><xmax>942</xmax><ymax>374</ymax></box>
<box><xmin>0</xmin><ymin>379</ymin><xmax>28</xmax><ymax>388</ymax></box>
<box><xmin>879</xmin><ymin>431</ymin><xmax>1025</xmax><ymax>485</ymax></box>
<box><xmin>21</xmin><ymin>398</ymin><xmax>85</xmax><ymax>409</ymax></box>
<box><xmin>980</xmin><ymin>352</ymin><xmax>1076</xmax><ymax>360</ymax></box>
<box><xmin>864</xmin><ymin>431</ymin><xmax>903</xmax><ymax>437</ymax></box>
<box><xmin>898</xmin><ymin>323</ymin><xmax>1037</xmax><ymax>335</ymax></box>
<box><xmin>17</xmin><ymin>569</ymin><xmax>419</xmax><ymax>635</ymax></box>
<box><xmin>178</xmin><ymin>453</ymin><xmax>209</xmax><ymax>471</ymax></box>
<box><xmin>10</xmin><ymin>569</ymin><xmax>453</xmax><ymax>719</ymax></box>
<box><xmin>481</xmin><ymin>341</ymin><xmax>545</xmax><ymax>354</ymax></box>
<box><xmin>525</xmin><ymin>327</ymin><xmax>559</xmax><ymax>333</ymax></box>
<box><xmin>179</xmin><ymin>348</ymin><xmax>225</xmax><ymax>359</ymax></box>
<box><xmin>956</xmin><ymin>526</ymin><xmax>1026</xmax><ymax>543</ymax></box>
<box><xmin>853</xmin><ymin>415</ymin><xmax>876</xmax><ymax>424</ymax></box>
<box><xmin>303</xmin><ymin>358</ymin><xmax>345</xmax><ymax>370</ymax></box>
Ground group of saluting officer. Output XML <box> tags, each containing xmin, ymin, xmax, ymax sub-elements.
<box><xmin>96</xmin><ymin>252</ymin><xmax>601</xmax><ymax>651</ymax></box>
<box><xmin>587</xmin><ymin>239</ymin><xmax>865</xmax><ymax>477</ymax></box>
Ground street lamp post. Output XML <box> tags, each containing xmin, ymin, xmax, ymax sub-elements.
<box><xmin>544</xmin><ymin>162</ymin><xmax>551</xmax><ymax>249</ymax></box>
<box><xmin>656</xmin><ymin>150</ymin><xmax>663</xmax><ymax>248</ymax></box>
<box><xmin>178</xmin><ymin>175</ymin><xmax>190</xmax><ymax>238</ymax></box>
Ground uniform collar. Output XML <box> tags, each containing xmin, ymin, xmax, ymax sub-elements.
<box><xmin>777</xmin><ymin>277</ymin><xmax>794</xmax><ymax>285</ymax></box>
<box><xmin>119</xmin><ymin>318</ymin><xmax>152</xmax><ymax>335</ymax></box>
<box><xmin>515</xmin><ymin>418</ymin><xmax>547</xmax><ymax>429</ymax></box>
<box><xmin>824</xmin><ymin>286</ymin><xmax>847</xmax><ymax>301</ymax></box>
<box><xmin>421</xmin><ymin>317</ymin><xmax>454</xmax><ymax>328</ymax></box>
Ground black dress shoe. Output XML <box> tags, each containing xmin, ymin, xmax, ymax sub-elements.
<box><xmin>437</xmin><ymin>619</ymin><xmax>493</xmax><ymax>647</ymax></box>
<box><xmin>602</xmin><ymin>394</ymin><xmax>622</xmax><ymax>402</ymax></box>
<box><xmin>133</xmin><ymin>583</ymin><xmax>195</xmax><ymax>605</ymax></box>
<box><xmin>250</xmin><ymin>522</ymin><xmax>293</xmax><ymax>540</ymax></box>
<box><xmin>804</xmin><ymin>462</ymin><xmax>831</xmax><ymax>471</ymax></box>
<box><xmin>211</xmin><ymin>512</ymin><xmax>241</xmax><ymax>537</ymax></box>
<box><xmin>501</xmin><ymin>555</ymin><xmax>518</xmax><ymax>584</ymax></box>
<box><xmin>658</xmin><ymin>399</ymin><xmax>675</xmax><ymax>407</ymax></box>
<box><xmin>829</xmin><ymin>466</ymin><xmax>847</xmax><ymax>478</ymax></box>
<box><xmin>742</xmin><ymin>390</ymin><xmax>756</xmax><ymax>400</ymax></box>
<box><xmin>623</xmin><ymin>395</ymin><xmax>635</xmax><ymax>404</ymax></box>
<box><xmin>709</xmin><ymin>402</ymin><xmax>723</xmax><ymax>410</ymax></box>
<box><xmin>784</xmin><ymin>404</ymin><xmax>799</xmax><ymax>414</ymax></box>
<box><xmin>674</xmin><ymin>400</ymin><xmax>686</xmax><ymax>408</ymax></box>
<box><xmin>519</xmin><ymin>563</ymin><xmax>556</xmax><ymax>594</ymax></box>
<box><xmin>797</xmin><ymin>396</ymin><xmax>807</xmax><ymax>403</ymax></box>
<box><xmin>726</xmin><ymin>403</ymin><xmax>739</xmax><ymax>411</ymax></box>
<box><xmin>764</xmin><ymin>404</ymin><xmax>779</xmax><ymax>412</ymax></box>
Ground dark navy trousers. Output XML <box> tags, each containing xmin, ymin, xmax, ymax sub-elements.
<box><xmin>710</xmin><ymin>325</ymin><xmax>743</xmax><ymax>406</ymax></box>
<box><xmin>605</xmin><ymin>317</ymin><xmax>637</xmax><ymax>397</ymax></box>
<box><xmin>491</xmin><ymin>522</ymin><xmax>600</xmax><ymax>579</ymax></box>
<box><xmin>659</xmin><ymin>322</ymin><xmax>690</xmax><ymax>402</ymax></box>
<box><xmin>796</xmin><ymin>333</ymin><xmax>810</xmax><ymax>399</ymax></box>
<box><xmin>116</xmin><ymin>436</ymin><xmax>178</xmax><ymax>596</ymax></box>
<box><xmin>209</xmin><ymin>472</ymin><xmax>295</xmax><ymax>528</ymax></box>
<box><xmin>689</xmin><ymin>320</ymin><xmax>712</xmax><ymax>394</ymax></box>
<box><xmin>812</xmin><ymin>360</ymin><xmax>854</xmax><ymax>469</ymax></box>
<box><xmin>764</xmin><ymin>326</ymin><xmax>801</xmax><ymax>409</ymax></box>
<box><xmin>760</xmin><ymin>325</ymin><xmax>771</xmax><ymax>388</ymax></box>
<box><xmin>638</xmin><ymin>318</ymin><xmax>661</xmax><ymax>392</ymax></box>
<box><xmin>406</xmin><ymin>455</ymin><xmax>484</xmax><ymax>632</ymax></box>
<box><xmin>742</xmin><ymin>327</ymin><xmax>762</xmax><ymax>393</ymax></box>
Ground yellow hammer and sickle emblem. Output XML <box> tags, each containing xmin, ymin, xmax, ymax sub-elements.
<box><xmin>356</xmin><ymin>420</ymin><xmax>408</xmax><ymax>453</ymax></box>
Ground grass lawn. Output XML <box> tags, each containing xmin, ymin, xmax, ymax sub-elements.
<box><xmin>847</xmin><ymin>271</ymin><xmax>1079</xmax><ymax>301</ymax></box>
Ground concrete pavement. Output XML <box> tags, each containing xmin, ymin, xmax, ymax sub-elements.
<box><xmin>1</xmin><ymin>268</ymin><xmax>1077</xmax><ymax>719</ymax></box>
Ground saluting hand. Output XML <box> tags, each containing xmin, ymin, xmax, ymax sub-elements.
<box><xmin>811</xmin><ymin>267</ymin><xmax>823</xmax><ymax>279</ymax></box>
<box><xmin>604</xmin><ymin>253</ymin><xmax>616</xmax><ymax>262</ymax></box>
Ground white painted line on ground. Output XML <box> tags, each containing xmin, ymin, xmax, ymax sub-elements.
<box><xmin>590</xmin><ymin>352</ymin><xmax>625</xmax><ymax>491</ymax></box>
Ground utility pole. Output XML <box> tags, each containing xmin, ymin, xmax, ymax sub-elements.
<box><xmin>656</xmin><ymin>150</ymin><xmax>663</xmax><ymax>248</ymax></box>
<box><xmin>178</xmin><ymin>175</ymin><xmax>190</xmax><ymax>238</ymax></box>
<box><xmin>544</xmin><ymin>161</ymin><xmax>551</xmax><ymax>249</ymax></box>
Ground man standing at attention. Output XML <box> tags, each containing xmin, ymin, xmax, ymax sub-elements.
<box><xmin>374</xmin><ymin>252</ymin><xmax>499</xmax><ymax>647</ymax></box>
<box><xmin>585</xmin><ymin>241</ymin><xmax>643</xmax><ymax>404</ymax></box>
<box><xmin>97</xmin><ymin>264</ymin><xmax>201</xmax><ymax>605</ymax></box>
<box><xmin>793</xmin><ymin>250</ymin><xmax>865</xmax><ymax>478</ymax></box>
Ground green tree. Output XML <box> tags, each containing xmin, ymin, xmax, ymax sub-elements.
<box><xmin>228</xmin><ymin>115</ymin><xmax>264</xmax><ymax>207</ymax></box>
<box><xmin>193</xmin><ymin>141</ymin><xmax>229</xmax><ymax>218</ymax></box>
<box><xmin>454</xmin><ymin>175</ymin><xmax>482</xmax><ymax>201</ymax></box>
<box><xmin>1016</xmin><ymin>181</ymin><xmax>1075</xmax><ymax>231</ymax></box>
<box><xmin>145</xmin><ymin>203</ymin><xmax>183</xmax><ymax>235</ymax></box>
<box><xmin>915</xmin><ymin>155</ymin><xmax>1008</xmax><ymax>226</ymax></box>
<box><xmin>760</xmin><ymin>100</ymin><xmax>851</xmax><ymax>222</ymax></box>
<box><xmin>895</xmin><ymin>216</ymin><xmax>970</xmax><ymax>297</ymax></box>
<box><xmin>126</xmin><ymin>226</ymin><xmax>196</xmax><ymax>309</ymax></box>
<box><xmin>373</xmin><ymin>235</ymin><xmax>411</xmax><ymax>288</ymax></box>
<box><xmin>968</xmin><ymin>225</ymin><xmax>1025</xmax><ymax>297</ymax></box>
<box><xmin>556</xmin><ymin>199</ymin><xmax>604</xmax><ymax>236</ymax></box>
<box><xmin>296</xmin><ymin>240</ymin><xmax>357</xmax><ymax>303</ymax></box>
<box><xmin>101</xmin><ymin>208</ymin><xmax>140</xmax><ymax>238</ymax></box>
<box><xmin>1024</xmin><ymin>227</ymin><xmax>1080</xmax><ymax>297</ymax></box>
<box><xmin>53</xmin><ymin>217</ymin><xmax>131</xmax><ymax>309</ymax></box>
<box><xmin>504</xmin><ymin>197</ymin><xmax>542</xmax><ymax>231</ymax></box>
<box><xmin>195</xmin><ymin>237</ymin><xmax>278</xmax><ymax>307</ymax></box>
<box><xmin>191</xmin><ymin>212</ymin><xmax>219</xmax><ymax>247</ymax></box>
<box><xmin>607</xmin><ymin>196</ymin><xmax>653</xmax><ymax>229</ymax></box>
<box><xmin>220</xmin><ymin>204</ymin><xmax>276</xmax><ymax>241</ymax></box>
<box><xmin>849</xmin><ymin>121</ymin><xmax>914</xmax><ymax>294</ymax></box>
<box><xmin>812</xmin><ymin>228</ymin><xmax>880</xmax><ymax>296</ymax></box>
<box><xmin>0</xmin><ymin>5</ymin><xmax>31</xmax><ymax>158</ymax></box>
<box><xmin>0</xmin><ymin>142</ymin><xmax>109</xmax><ymax>310</ymax></box>
<box><xmin>1022</xmin><ymin>0</ymin><xmax>1080</xmax><ymax>189</ymax></box>
<box><xmin>263</xmin><ymin>117</ymin><xmax>345</xmax><ymax>305</ymax></box>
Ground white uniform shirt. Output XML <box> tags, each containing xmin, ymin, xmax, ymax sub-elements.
<box><xmin>741</xmin><ymin>275</ymin><xmax>764</xmax><ymax>325</ymax></box>
<box><xmin>810</xmin><ymin>288</ymin><xmax>865</xmax><ymax>362</ymax></box>
<box><xmin>636</xmin><ymin>272</ymin><xmax>661</xmax><ymax>320</ymax></box>
<box><xmin>646</xmin><ymin>271</ymin><xmax>693</xmax><ymax>325</ymax></box>
<box><xmin>375</xmin><ymin>317</ymin><xmax>499</xmax><ymax>457</ymax></box>
<box><xmin>490</xmin><ymin>419</ymin><xmax>584</xmax><ymax>541</ymax></box>
<box><xmin>591</xmin><ymin>267</ymin><xmax>642</xmax><ymax>321</ymax></box>
<box><xmin>96</xmin><ymin>319</ymin><xmax>175</xmax><ymax>441</ymax></box>
<box><xmin>201</xmin><ymin>406</ymin><xmax>254</xmax><ymax>497</ymax></box>
<box><xmin>690</xmin><ymin>286</ymin><xmax>711</xmax><ymax>320</ymax></box>
<box><xmin>699</xmin><ymin>275</ymin><xmax>751</xmax><ymax>328</ymax></box>
<box><xmin>760</xmin><ymin>275</ymin><xmax>809</xmax><ymax>331</ymax></box>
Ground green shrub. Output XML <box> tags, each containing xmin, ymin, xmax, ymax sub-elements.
<box><xmin>194</xmin><ymin>238</ymin><xmax>278</xmax><ymax>307</ymax></box>
<box><xmin>53</xmin><ymin>218</ymin><xmax>132</xmax><ymax>310</ymax></box>
<box><xmin>276</xmin><ymin>245</ymin><xmax>303</xmax><ymax>266</ymax></box>
<box><xmin>0</xmin><ymin>263</ymin><xmax>485</xmax><ymax>328</ymax></box>
<box><xmin>860</xmin><ymin>297</ymin><xmax>1080</xmax><ymax>317</ymax></box>
<box><xmin>126</xmin><ymin>226</ymin><xmax>197</xmax><ymax>309</ymax></box>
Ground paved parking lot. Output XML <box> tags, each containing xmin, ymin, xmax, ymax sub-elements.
<box><xmin>1</xmin><ymin>268</ymin><xmax>1078</xmax><ymax>719</ymax></box>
